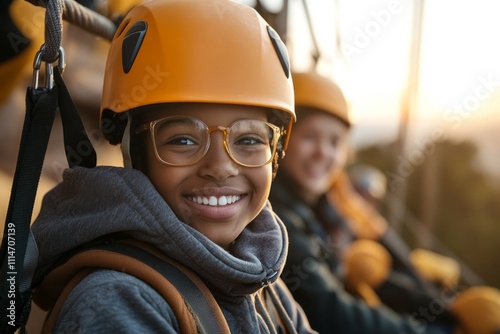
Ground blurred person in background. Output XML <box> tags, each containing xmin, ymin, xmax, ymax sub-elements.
<box><xmin>269</xmin><ymin>71</ymin><xmax>500</xmax><ymax>333</ymax></box>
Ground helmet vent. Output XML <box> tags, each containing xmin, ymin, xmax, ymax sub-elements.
<box><xmin>122</xmin><ymin>21</ymin><xmax>148</xmax><ymax>74</ymax></box>
<box><xmin>267</xmin><ymin>26</ymin><xmax>290</xmax><ymax>78</ymax></box>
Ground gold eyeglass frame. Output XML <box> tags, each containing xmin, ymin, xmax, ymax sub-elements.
<box><xmin>135</xmin><ymin>116</ymin><xmax>283</xmax><ymax>167</ymax></box>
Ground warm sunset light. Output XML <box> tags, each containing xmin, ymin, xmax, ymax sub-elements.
<box><xmin>285</xmin><ymin>0</ymin><xmax>500</xmax><ymax>164</ymax></box>
<box><xmin>1</xmin><ymin>1</ymin><xmax>500</xmax><ymax>331</ymax></box>
<box><xmin>282</xmin><ymin>0</ymin><xmax>500</xmax><ymax>290</ymax></box>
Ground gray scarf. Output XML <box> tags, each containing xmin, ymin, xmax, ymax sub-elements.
<box><xmin>32</xmin><ymin>166</ymin><xmax>288</xmax><ymax>297</ymax></box>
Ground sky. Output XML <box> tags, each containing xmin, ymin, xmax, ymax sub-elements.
<box><xmin>280</xmin><ymin>0</ymin><xmax>500</xmax><ymax>177</ymax></box>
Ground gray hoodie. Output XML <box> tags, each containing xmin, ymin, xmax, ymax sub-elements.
<box><xmin>31</xmin><ymin>166</ymin><xmax>315</xmax><ymax>333</ymax></box>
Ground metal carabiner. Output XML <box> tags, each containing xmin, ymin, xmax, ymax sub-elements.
<box><xmin>32</xmin><ymin>47</ymin><xmax>44</xmax><ymax>89</ymax></box>
<box><xmin>32</xmin><ymin>45</ymin><xmax>66</xmax><ymax>89</ymax></box>
<box><xmin>56</xmin><ymin>45</ymin><xmax>66</xmax><ymax>74</ymax></box>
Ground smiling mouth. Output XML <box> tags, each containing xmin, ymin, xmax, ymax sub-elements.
<box><xmin>187</xmin><ymin>195</ymin><xmax>242</xmax><ymax>206</ymax></box>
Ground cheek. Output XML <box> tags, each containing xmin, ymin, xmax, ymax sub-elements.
<box><xmin>141</xmin><ymin>136</ymin><xmax>157</xmax><ymax>173</ymax></box>
<box><xmin>250</xmin><ymin>166</ymin><xmax>273</xmax><ymax>210</ymax></box>
<box><xmin>265</xmin><ymin>167</ymin><xmax>273</xmax><ymax>192</ymax></box>
<box><xmin>283</xmin><ymin>138</ymin><xmax>308</xmax><ymax>163</ymax></box>
<box><xmin>147</xmin><ymin>166</ymin><xmax>175</xmax><ymax>200</ymax></box>
<box><xmin>145</xmin><ymin>147</ymin><xmax>161</xmax><ymax>187</ymax></box>
<box><xmin>145</xmin><ymin>154</ymin><xmax>185</xmax><ymax>208</ymax></box>
<box><xmin>333</xmin><ymin>143</ymin><xmax>349</xmax><ymax>168</ymax></box>
<box><xmin>257</xmin><ymin>166</ymin><xmax>273</xmax><ymax>194</ymax></box>
<box><xmin>280</xmin><ymin>138</ymin><xmax>312</xmax><ymax>172</ymax></box>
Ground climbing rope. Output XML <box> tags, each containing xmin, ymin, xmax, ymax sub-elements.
<box><xmin>25</xmin><ymin>0</ymin><xmax>116</xmax><ymax>63</ymax></box>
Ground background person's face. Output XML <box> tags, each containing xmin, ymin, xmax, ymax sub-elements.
<box><xmin>280</xmin><ymin>112</ymin><xmax>350</xmax><ymax>205</ymax></box>
<box><xmin>144</xmin><ymin>103</ymin><xmax>273</xmax><ymax>249</ymax></box>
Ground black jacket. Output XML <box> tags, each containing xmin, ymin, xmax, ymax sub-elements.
<box><xmin>270</xmin><ymin>173</ymin><xmax>454</xmax><ymax>334</ymax></box>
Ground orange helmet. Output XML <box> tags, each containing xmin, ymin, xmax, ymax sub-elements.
<box><xmin>292</xmin><ymin>72</ymin><xmax>350</xmax><ymax>126</ymax></box>
<box><xmin>101</xmin><ymin>0</ymin><xmax>295</xmax><ymax>148</ymax></box>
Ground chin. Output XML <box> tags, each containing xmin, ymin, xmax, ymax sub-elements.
<box><xmin>213</xmin><ymin>238</ymin><xmax>235</xmax><ymax>250</ymax></box>
<box><xmin>205</xmin><ymin>231</ymin><xmax>238</xmax><ymax>249</ymax></box>
<box><xmin>305</xmin><ymin>184</ymin><xmax>326</xmax><ymax>195</ymax></box>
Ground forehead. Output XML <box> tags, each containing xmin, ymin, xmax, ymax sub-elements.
<box><xmin>295</xmin><ymin>110</ymin><xmax>349</xmax><ymax>135</ymax></box>
<box><xmin>135</xmin><ymin>103</ymin><xmax>269</xmax><ymax>125</ymax></box>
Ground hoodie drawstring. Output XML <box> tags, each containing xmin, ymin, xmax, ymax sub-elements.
<box><xmin>266</xmin><ymin>285</ymin><xmax>299</xmax><ymax>334</ymax></box>
<box><xmin>255</xmin><ymin>291</ymin><xmax>278</xmax><ymax>334</ymax></box>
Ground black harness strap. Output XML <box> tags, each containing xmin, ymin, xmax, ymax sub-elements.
<box><xmin>0</xmin><ymin>63</ymin><xmax>97</xmax><ymax>333</ymax></box>
<box><xmin>0</xmin><ymin>85</ymin><xmax>59</xmax><ymax>333</ymax></box>
<box><xmin>54</xmin><ymin>66</ymin><xmax>96</xmax><ymax>168</ymax></box>
<box><xmin>1</xmin><ymin>1</ymin><xmax>100</xmax><ymax>332</ymax></box>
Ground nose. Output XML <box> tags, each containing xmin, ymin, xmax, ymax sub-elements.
<box><xmin>198</xmin><ymin>132</ymin><xmax>239</xmax><ymax>181</ymax></box>
<box><xmin>314</xmin><ymin>137</ymin><xmax>329</xmax><ymax>157</ymax></box>
<box><xmin>312</xmin><ymin>138</ymin><xmax>338</xmax><ymax>166</ymax></box>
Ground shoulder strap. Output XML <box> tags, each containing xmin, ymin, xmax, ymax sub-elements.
<box><xmin>34</xmin><ymin>240</ymin><xmax>230</xmax><ymax>334</ymax></box>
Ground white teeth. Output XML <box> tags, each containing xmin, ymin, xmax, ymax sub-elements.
<box><xmin>190</xmin><ymin>195</ymin><xmax>240</xmax><ymax>206</ymax></box>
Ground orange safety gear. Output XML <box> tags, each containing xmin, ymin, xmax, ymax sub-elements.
<box><xmin>328</xmin><ymin>171</ymin><xmax>388</xmax><ymax>240</ymax></box>
<box><xmin>106</xmin><ymin>0</ymin><xmax>143</xmax><ymax>21</ymax></box>
<box><xmin>100</xmin><ymin>0</ymin><xmax>295</xmax><ymax>148</ymax></box>
<box><xmin>292</xmin><ymin>71</ymin><xmax>350</xmax><ymax>126</ymax></box>
<box><xmin>450</xmin><ymin>286</ymin><xmax>500</xmax><ymax>334</ymax></box>
<box><xmin>410</xmin><ymin>248</ymin><xmax>461</xmax><ymax>289</ymax></box>
<box><xmin>343</xmin><ymin>239</ymin><xmax>392</xmax><ymax>307</ymax></box>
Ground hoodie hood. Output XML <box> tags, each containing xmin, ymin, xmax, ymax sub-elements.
<box><xmin>32</xmin><ymin>166</ymin><xmax>288</xmax><ymax>296</ymax></box>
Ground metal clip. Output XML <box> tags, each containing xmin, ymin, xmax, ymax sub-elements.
<box><xmin>32</xmin><ymin>45</ymin><xmax>66</xmax><ymax>89</ymax></box>
<box><xmin>261</xmin><ymin>271</ymin><xmax>278</xmax><ymax>287</ymax></box>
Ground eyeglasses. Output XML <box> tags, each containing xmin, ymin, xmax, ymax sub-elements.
<box><xmin>136</xmin><ymin>116</ymin><xmax>283</xmax><ymax>167</ymax></box>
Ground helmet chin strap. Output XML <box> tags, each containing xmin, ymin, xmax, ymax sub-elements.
<box><xmin>121</xmin><ymin>119</ymin><xmax>133</xmax><ymax>168</ymax></box>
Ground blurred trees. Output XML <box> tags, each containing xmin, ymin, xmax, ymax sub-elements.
<box><xmin>353</xmin><ymin>139</ymin><xmax>500</xmax><ymax>289</ymax></box>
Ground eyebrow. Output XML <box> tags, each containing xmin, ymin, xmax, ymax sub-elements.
<box><xmin>157</xmin><ymin>118</ymin><xmax>198</xmax><ymax>128</ymax></box>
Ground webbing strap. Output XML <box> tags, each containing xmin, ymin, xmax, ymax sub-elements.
<box><xmin>0</xmin><ymin>63</ymin><xmax>97</xmax><ymax>334</ymax></box>
<box><xmin>0</xmin><ymin>86</ymin><xmax>58</xmax><ymax>333</ymax></box>
<box><xmin>1</xmin><ymin>1</ymin><xmax>101</xmax><ymax>332</ymax></box>
<box><xmin>54</xmin><ymin>66</ymin><xmax>96</xmax><ymax>168</ymax></box>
